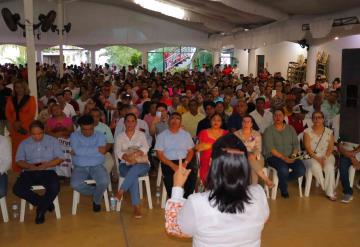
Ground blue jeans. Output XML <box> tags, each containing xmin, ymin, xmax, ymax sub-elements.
<box><xmin>119</xmin><ymin>163</ymin><xmax>150</xmax><ymax>206</ymax></box>
<box><xmin>0</xmin><ymin>173</ymin><xmax>8</xmax><ymax>198</ymax></box>
<box><xmin>267</xmin><ymin>156</ymin><xmax>305</xmax><ymax>195</ymax></box>
<box><xmin>71</xmin><ymin>165</ymin><xmax>110</xmax><ymax>205</ymax></box>
<box><xmin>339</xmin><ymin>156</ymin><xmax>353</xmax><ymax>195</ymax></box>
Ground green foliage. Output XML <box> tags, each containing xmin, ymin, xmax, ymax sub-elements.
<box><xmin>101</xmin><ymin>46</ymin><xmax>142</xmax><ymax>66</ymax></box>
<box><xmin>169</xmin><ymin>66</ymin><xmax>187</xmax><ymax>74</ymax></box>
<box><xmin>0</xmin><ymin>45</ymin><xmax>27</xmax><ymax>65</ymax></box>
<box><xmin>130</xmin><ymin>52</ymin><xmax>142</xmax><ymax>67</ymax></box>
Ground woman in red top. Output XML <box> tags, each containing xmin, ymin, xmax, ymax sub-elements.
<box><xmin>196</xmin><ymin>113</ymin><xmax>228</xmax><ymax>184</ymax></box>
<box><xmin>160</xmin><ymin>89</ymin><xmax>172</xmax><ymax>107</ymax></box>
<box><xmin>5</xmin><ymin>80</ymin><xmax>36</xmax><ymax>172</ymax></box>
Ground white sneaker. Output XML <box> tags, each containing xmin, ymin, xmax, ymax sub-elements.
<box><xmin>341</xmin><ymin>194</ymin><xmax>353</xmax><ymax>203</ymax></box>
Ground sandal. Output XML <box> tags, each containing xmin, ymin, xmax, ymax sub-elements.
<box><xmin>327</xmin><ymin>195</ymin><xmax>337</xmax><ymax>201</ymax></box>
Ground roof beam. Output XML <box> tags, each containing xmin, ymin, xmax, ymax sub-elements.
<box><xmin>212</xmin><ymin>0</ymin><xmax>288</xmax><ymax>21</ymax></box>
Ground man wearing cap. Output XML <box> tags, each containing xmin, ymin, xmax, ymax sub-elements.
<box><xmin>287</xmin><ymin>105</ymin><xmax>307</xmax><ymax>135</ymax></box>
<box><xmin>310</xmin><ymin>76</ymin><xmax>325</xmax><ymax>93</ymax></box>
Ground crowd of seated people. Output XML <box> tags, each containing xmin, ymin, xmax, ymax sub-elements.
<box><xmin>0</xmin><ymin>60</ymin><xmax>358</xmax><ymax>229</ymax></box>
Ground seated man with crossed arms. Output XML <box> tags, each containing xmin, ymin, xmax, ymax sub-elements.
<box><xmin>13</xmin><ymin>120</ymin><xmax>64</xmax><ymax>224</ymax></box>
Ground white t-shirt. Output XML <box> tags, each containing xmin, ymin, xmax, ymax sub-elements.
<box><xmin>63</xmin><ymin>103</ymin><xmax>76</xmax><ymax>118</ymax></box>
<box><xmin>76</xmin><ymin>98</ymin><xmax>88</xmax><ymax>115</ymax></box>
<box><xmin>250</xmin><ymin>110</ymin><xmax>273</xmax><ymax>134</ymax></box>
<box><xmin>177</xmin><ymin>185</ymin><xmax>269</xmax><ymax>247</ymax></box>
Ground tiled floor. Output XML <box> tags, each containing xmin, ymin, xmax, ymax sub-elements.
<box><xmin>1</xmin><ymin>171</ymin><xmax>360</xmax><ymax>247</ymax></box>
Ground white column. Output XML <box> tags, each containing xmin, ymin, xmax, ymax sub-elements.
<box><xmin>212</xmin><ymin>50</ymin><xmax>221</xmax><ymax>65</ymax></box>
<box><xmin>24</xmin><ymin>0</ymin><xmax>37</xmax><ymax>99</ymax></box>
<box><xmin>234</xmin><ymin>48</ymin><xmax>249</xmax><ymax>75</ymax></box>
<box><xmin>306</xmin><ymin>45</ymin><xmax>317</xmax><ymax>85</ymax></box>
<box><xmin>141</xmin><ymin>50</ymin><xmax>148</xmax><ymax>68</ymax></box>
<box><xmin>90</xmin><ymin>49</ymin><xmax>96</xmax><ymax>70</ymax></box>
<box><xmin>58</xmin><ymin>1</ymin><xmax>64</xmax><ymax>77</ymax></box>
<box><xmin>36</xmin><ymin>50</ymin><xmax>42</xmax><ymax>63</ymax></box>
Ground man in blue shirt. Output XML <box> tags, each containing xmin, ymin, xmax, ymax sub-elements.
<box><xmin>90</xmin><ymin>108</ymin><xmax>115</xmax><ymax>175</ymax></box>
<box><xmin>155</xmin><ymin>112</ymin><xmax>196</xmax><ymax>198</ymax></box>
<box><xmin>70</xmin><ymin>115</ymin><xmax>109</xmax><ymax>212</ymax></box>
<box><xmin>13</xmin><ymin>120</ymin><xmax>64</xmax><ymax>224</ymax></box>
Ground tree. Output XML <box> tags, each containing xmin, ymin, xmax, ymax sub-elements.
<box><xmin>0</xmin><ymin>45</ymin><xmax>27</xmax><ymax>65</ymax></box>
<box><xmin>101</xmin><ymin>46</ymin><xmax>141</xmax><ymax>66</ymax></box>
<box><xmin>130</xmin><ymin>52</ymin><xmax>142</xmax><ymax>67</ymax></box>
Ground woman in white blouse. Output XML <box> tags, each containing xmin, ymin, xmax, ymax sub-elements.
<box><xmin>303</xmin><ymin>111</ymin><xmax>336</xmax><ymax>200</ymax></box>
<box><xmin>165</xmin><ymin>133</ymin><xmax>269</xmax><ymax>247</ymax></box>
<box><xmin>234</xmin><ymin>115</ymin><xmax>273</xmax><ymax>187</ymax></box>
<box><xmin>115</xmin><ymin>113</ymin><xmax>150</xmax><ymax>218</ymax></box>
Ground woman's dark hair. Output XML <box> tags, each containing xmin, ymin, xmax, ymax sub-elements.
<box><xmin>206</xmin><ymin>133</ymin><xmax>251</xmax><ymax>214</ymax></box>
<box><xmin>124</xmin><ymin>113</ymin><xmax>137</xmax><ymax>122</ymax></box>
<box><xmin>29</xmin><ymin>120</ymin><xmax>45</xmax><ymax>131</ymax></box>
<box><xmin>77</xmin><ymin>115</ymin><xmax>94</xmax><ymax>126</ymax></box>
<box><xmin>273</xmin><ymin>107</ymin><xmax>285</xmax><ymax>116</ymax></box>
<box><xmin>210</xmin><ymin>113</ymin><xmax>223</xmax><ymax>122</ymax></box>
<box><xmin>311</xmin><ymin>110</ymin><xmax>325</xmax><ymax>119</ymax></box>
<box><xmin>242</xmin><ymin>114</ymin><xmax>253</xmax><ymax>123</ymax></box>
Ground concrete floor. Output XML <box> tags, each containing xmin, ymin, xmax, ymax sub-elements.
<box><xmin>1</xmin><ymin>171</ymin><xmax>360</xmax><ymax>247</ymax></box>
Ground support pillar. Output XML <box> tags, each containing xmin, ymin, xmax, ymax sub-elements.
<box><xmin>90</xmin><ymin>49</ymin><xmax>96</xmax><ymax>70</ymax></box>
<box><xmin>58</xmin><ymin>0</ymin><xmax>64</xmax><ymax>78</ymax></box>
<box><xmin>36</xmin><ymin>50</ymin><xmax>42</xmax><ymax>63</ymax></box>
<box><xmin>141</xmin><ymin>50</ymin><xmax>148</xmax><ymax>69</ymax></box>
<box><xmin>212</xmin><ymin>50</ymin><xmax>221</xmax><ymax>65</ymax></box>
<box><xmin>24</xmin><ymin>0</ymin><xmax>37</xmax><ymax>99</ymax></box>
<box><xmin>306</xmin><ymin>46</ymin><xmax>317</xmax><ymax>85</ymax></box>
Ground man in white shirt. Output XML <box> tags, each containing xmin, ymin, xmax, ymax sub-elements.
<box><xmin>56</xmin><ymin>92</ymin><xmax>76</xmax><ymax>118</ymax></box>
<box><xmin>250</xmin><ymin>97</ymin><xmax>273</xmax><ymax>134</ymax></box>
<box><xmin>0</xmin><ymin>135</ymin><xmax>11</xmax><ymax>199</ymax></box>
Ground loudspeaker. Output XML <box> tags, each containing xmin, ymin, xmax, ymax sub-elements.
<box><xmin>340</xmin><ymin>49</ymin><xmax>360</xmax><ymax>144</ymax></box>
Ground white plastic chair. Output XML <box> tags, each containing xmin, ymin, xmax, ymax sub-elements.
<box><xmin>72</xmin><ymin>180</ymin><xmax>110</xmax><ymax>215</ymax></box>
<box><xmin>0</xmin><ymin>197</ymin><xmax>9</xmax><ymax>223</ymax></box>
<box><xmin>114</xmin><ymin>152</ymin><xmax>153</xmax><ymax>211</ymax></box>
<box><xmin>268</xmin><ymin>167</ymin><xmax>303</xmax><ymax>200</ymax></box>
<box><xmin>335</xmin><ymin>165</ymin><xmax>356</xmax><ymax>188</ymax></box>
<box><xmin>161</xmin><ymin>184</ymin><xmax>167</xmax><ymax>209</ymax></box>
<box><xmin>20</xmin><ymin>185</ymin><xmax>61</xmax><ymax>222</ymax></box>
<box><xmin>116</xmin><ymin>175</ymin><xmax>153</xmax><ymax>211</ymax></box>
<box><xmin>304</xmin><ymin>167</ymin><xmax>325</xmax><ymax>197</ymax></box>
<box><xmin>156</xmin><ymin>163</ymin><xmax>162</xmax><ymax>188</ymax></box>
<box><xmin>262</xmin><ymin>167</ymin><xmax>270</xmax><ymax>199</ymax></box>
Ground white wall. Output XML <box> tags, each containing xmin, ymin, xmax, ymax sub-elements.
<box><xmin>248</xmin><ymin>41</ymin><xmax>308</xmax><ymax>77</ymax></box>
<box><xmin>306</xmin><ymin>35</ymin><xmax>360</xmax><ymax>84</ymax></box>
<box><xmin>234</xmin><ymin>49</ymin><xmax>249</xmax><ymax>75</ymax></box>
